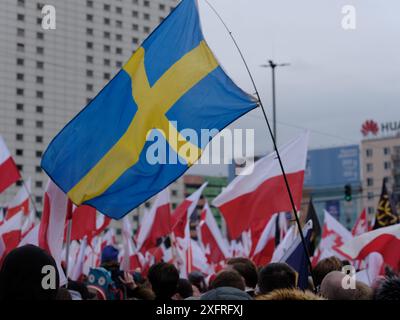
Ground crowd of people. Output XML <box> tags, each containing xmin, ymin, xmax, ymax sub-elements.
<box><xmin>0</xmin><ymin>244</ymin><xmax>399</xmax><ymax>301</ymax></box>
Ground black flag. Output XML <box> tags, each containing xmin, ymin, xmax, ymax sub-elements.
<box><xmin>305</xmin><ymin>198</ymin><xmax>322</xmax><ymax>255</ymax></box>
<box><xmin>373</xmin><ymin>178</ymin><xmax>399</xmax><ymax>229</ymax></box>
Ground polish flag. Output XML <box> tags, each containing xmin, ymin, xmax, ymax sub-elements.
<box><xmin>251</xmin><ymin>214</ymin><xmax>278</xmax><ymax>266</ymax></box>
<box><xmin>172</xmin><ymin>183</ymin><xmax>208</xmax><ymax>277</ymax></box>
<box><xmin>338</xmin><ymin>223</ymin><xmax>400</xmax><ymax>271</ymax></box>
<box><xmin>19</xmin><ymin>224</ymin><xmax>39</xmax><ymax>247</ymax></box>
<box><xmin>21</xmin><ymin>209</ymin><xmax>36</xmax><ymax>238</ymax></box>
<box><xmin>136</xmin><ymin>188</ymin><xmax>171</xmax><ymax>252</ymax></box>
<box><xmin>198</xmin><ymin>201</ymin><xmax>230</xmax><ymax>265</ymax></box>
<box><xmin>191</xmin><ymin>239</ymin><xmax>212</xmax><ymax>275</ymax></box>
<box><xmin>93</xmin><ymin>213</ymin><xmax>111</xmax><ymax>239</ymax></box>
<box><xmin>121</xmin><ymin>215</ymin><xmax>140</xmax><ymax>272</ymax></box>
<box><xmin>313</xmin><ymin>210</ymin><xmax>353</xmax><ymax>264</ymax></box>
<box><xmin>352</xmin><ymin>209</ymin><xmax>369</xmax><ymax>236</ymax></box>
<box><xmin>101</xmin><ymin>228</ymin><xmax>116</xmax><ymax>251</ymax></box>
<box><xmin>70</xmin><ymin>237</ymin><xmax>88</xmax><ymax>281</ymax></box>
<box><xmin>0</xmin><ymin>136</ymin><xmax>21</xmax><ymax>193</ymax></box>
<box><xmin>213</xmin><ymin>132</ymin><xmax>309</xmax><ymax>239</ymax></box>
<box><xmin>356</xmin><ymin>252</ymin><xmax>384</xmax><ymax>286</ymax></box>
<box><xmin>38</xmin><ymin>180</ymin><xmax>69</xmax><ymax>285</ymax></box>
<box><xmin>0</xmin><ymin>211</ymin><xmax>23</xmax><ymax>262</ymax></box>
<box><xmin>5</xmin><ymin>178</ymin><xmax>31</xmax><ymax>220</ymax></box>
<box><xmin>69</xmin><ymin>205</ymin><xmax>97</xmax><ymax>241</ymax></box>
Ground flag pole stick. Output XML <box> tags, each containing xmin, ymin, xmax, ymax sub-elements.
<box><xmin>203</xmin><ymin>0</ymin><xmax>316</xmax><ymax>285</ymax></box>
<box><xmin>64</xmin><ymin>200</ymin><xmax>73</xmax><ymax>281</ymax></box>
<box><xmin>21</xmin><ymin>178</ymin><xmax>39</xmax><ymax>217</ymax></box>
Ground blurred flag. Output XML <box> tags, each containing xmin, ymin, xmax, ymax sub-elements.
<box><xmin>352</xmin><ymin>209</ymin><xmax>369</xmax><ymax>236</ymax></box>
<box><xmin>305</xmin><ymin>198</ymin><xmax>321</xmax><ymax>255</ymax></box>
<box><xmin>41</xmin><ymin>0</ymin><xmax>257</xmax><ymax>219</ymax></box>
<box><xmin>0</xmin><ymin>136</ymin><xmax>21</xmax><ymax>193</ymax></box>
<box><xmin>373</xmin><ymin>179</ymin><xmax>399</xmax><ymax>229</ymax></box>
<box><xmin>280</xmin><ymin>220</ymin><xmax>313</xmax><ymax>290</ymax></box>
<box><xmin>5</xmin><ymin>178</ymin><xmax>31</xmax><ymax>220</ymax></box>
<box><xmin>251</xmin><ymin>213</ymin><xmax>277</xmax><ymax>266</ymax></box>
<box><xmin>213</xmin><ymin>131</ymin><xmax>309</xmax><ymax>239</ymax></box>
<box><xmin>0</xmin><ymin>211</ymin><xmax>23</xmax><ymax>263</ymax></box>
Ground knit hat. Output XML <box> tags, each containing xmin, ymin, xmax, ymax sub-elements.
<box><xmin>101</xmin><ymin>245</ymin><xmax>119</xmax><ymax>264</ymax></box>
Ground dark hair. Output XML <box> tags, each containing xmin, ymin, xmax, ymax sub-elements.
<box><xmin>177</xmin><ymin>278</ymin><xmax>194</xmax><ymax>299</ymax></box>
<box><xmin>258</xmin><ymin>263</ymin><xmax>296</xmax><ymax>294</ymax></box>
<box><xmin>188</xmin><ymin>271</ymin><xmax>207</xmax><ymax>293</ymax></box>
<box><xmin>147</xmin><ymin>262</ymin><xmax>179</xmax><ymax>300</ymax></box>
<box><xmin>313</xmin><ymin>257</ymin><xmax>343</xmax><ymax>289</ymax></box>
<box><xmin>373</xmin><ymin>276</ymin><xmax>400</xmax><ymax>301</ymax></box>
<box><xmin>227</xmin><ymin>258</ymin><xmax>258</xmax><ymax>289</ymax></box>
<box><xmin>211</xmin><ymin>270</ymin><xmax>245</xmax><ymax>291</ymax></box>
<box><xmin>0</xmin><ymin>245</ymin><xmax>60</xmax><ymax>300</ymax></box>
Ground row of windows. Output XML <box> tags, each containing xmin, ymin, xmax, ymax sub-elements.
<box><xmin>16</xmin><ymin>104</ymin><xmax>44</xmax><ymax>113</ymax></box>
<box><xmin>16</xmin><ymin>133</ymin><xmax>42</xmax><ymax>142</ymax></box>
<box><xmin>86</xmin><ymin>0</ymin><xmax>168</xmax><ymax>11</ymax></box>
<box><xmin>16</xmin><ymin>118</ymin><xmax>44</xmax><ymax>128</ymax></box>
<box><xmin>366</xmin><ymin>176</ymin><xmax>391</xmax><ymax>187</ymax></box>
<box><xmin>366</xmin><ymin>161</ymin><xmax>392</xmax><ymax>172</ymax></box>
<box><xmin>365</xmin><ymin>147</ymin><xmax>392</xmax><ymax>157</ymax></box>
<box><xmin>15</xmin><ymin>149</ymin><xmax>43</xmax><ymax>158</ymax></box>
<box><xmin>16</xmin><ymin>88</ymin><xmax>44</xmax><ymax>98</ymax></box>
<box><xmin>16</xmin><ymin>164</ymin><xmax>42</xmax><ymax>174</ymax></box>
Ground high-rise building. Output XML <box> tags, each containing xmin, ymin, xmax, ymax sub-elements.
<box><xmin>361</xmin><ymin>134</ymin><xmax>400</xmax><ymax>218</ymax></box>
<box><xmin>0</xmin><ymin>0</ymin><xmax>177</xmax><ymax>212</ymax></box>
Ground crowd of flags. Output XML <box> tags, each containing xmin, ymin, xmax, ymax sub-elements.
<box><xmin>0</xmin><ymin>0</ymin><xmax>399</xmax><ymax>289</ymax></box>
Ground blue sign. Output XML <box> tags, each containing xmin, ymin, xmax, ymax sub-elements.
<box><xmin>304</xmin><ymin>145</ymin><xmax>360</xmax><ymax>188</ymax></box>
<box><xmin>325</xmin><ymin>200</ymin><xmax>341</xmax><ymax>221</ymax></box>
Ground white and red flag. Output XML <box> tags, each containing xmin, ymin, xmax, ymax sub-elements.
<box><xmin>121</xmin><ymin>214</ymin><xmax>141</xmax><ymax>272</ymax></box>
<box><xmin>38</xmin><ymin>180</ymin><xmax>69</xmax><ymax>285</ymax></box>
<box><xmin>5</xmin><ymin>178</ymin><xmax>31</xmax><ymax>220</ymax></box>
<box><xmin>250</xmin><ymin>213</ymin><xmax>277</xmax><ymax>266</ymax></box>
<box><xmin>21</xmin><ymin>209</ymin><xmax>36</xmax><ymax>238</ymax></box>
<box><xmin>213</xmin><ymin>131</ymin><xmax>309</xmax><ymax>239</ymax></box>
<box><xmin>0</xmin><ymin>136</ymin><xmax>21</xmax><ymax>193</ymax></box>
<box><xmin>172</xmin><ymin>182</ymin><xmax>208</xmax><ymax>277</ymax></box>
<box><xmin>338</xmin><ymin>223</ymin><xmax>400</xmax><ymax>272</ymax></box>
<box><xmin>136</xmin><ymin>188</ymin><xmax>171</xmax><ymax>253</ymax></box>
<box><xmin>0</xmin><ymin>211</ymin><xmax>23</xmax><ymax>262</ymax></box>
<box><xmin>198</xmin><ymin>201</ymin><xmax>230</xmax><ymax>265</ymax></box>
<box><xmin>70</xmin><ymin>237</ymin><xmax>88</xmax><ymax>281</ymax></box>
<box><xmin>352</xmin><ymin>209</ymin><xmax>369</xmax><ymax>236</ymax></box>
<box><xmin>312</xmin><ymin>210</ymin><xmax>353</xmax><ymax>264</ymax></box>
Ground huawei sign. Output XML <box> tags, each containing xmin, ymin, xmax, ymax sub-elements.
<box><xmin>361</xmin><ymin>120</ymin><xmax>379</xmax><ymax>137</ymax></box>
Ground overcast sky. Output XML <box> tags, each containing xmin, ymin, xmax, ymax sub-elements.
<box><xmin>189</xmin><ymin>0</ymin><xmax>400</xmax><ymax>176</ymax></box>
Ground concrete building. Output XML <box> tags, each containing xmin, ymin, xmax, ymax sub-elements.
<box><xmin>361</xmin><ymin>134</ymin><xmax>400</xmax><ymax>218</ymax></box>
<box><xmin>0</xmin><ymin>0</ymin><xmax>177</xmax><ymax>214</ymax></box>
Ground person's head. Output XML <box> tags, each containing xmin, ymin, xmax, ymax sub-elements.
<box><xmin>210</xmin><ymin>270</ymin><xmax>245</xmax><ymax>291</ymax></box>
<box><xmin>313</xmin><ymin>256</ymin><xmax>343</xmax><ymax>290</ymax></box>
<box><xmin>0</xmin><ymin>245</ymin><xmax>60</xmax><ymax>300</ymax></box>
<box><xmin>188</xmin><ymin>271</ymin><xmax>207</xmax><ymax>293</ymax></box>
<box><xmin>227</xmin><ymin>258</ymin><xmax>258</xmax><ymax>290</ymax></box>
<box><xmin>258</xmin><ymin>263</ymin><xmax>297</xmax><ymax>294</ymax></box>
<box><xmin>373</xmin><ymin>276</ymin><xmax>400</xmax><ymax>300</ymax></box>
<box><xmin>147</xmin><ymin>262</ymin><xmax>179</xmax><ymax>299</ymax></box>
<box><xmin>320</xmin><ymin>271</ymin><xmax>373</xmax><ymax>300</ymax></box>
<box><xmin>101</xmin><ymin>245</ymin><xmax>119</xmax><ymax>268</ymax></box>
<box><xmin>174</xmin><ymin>278</ymin><xmax>194</xmax><ymax>300</ymax></box>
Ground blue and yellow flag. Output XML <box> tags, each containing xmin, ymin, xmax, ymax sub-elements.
<box><xmin>41</xmin><ymin>0</ymin><xmax>257</xmax><ymax>219</ymax></box>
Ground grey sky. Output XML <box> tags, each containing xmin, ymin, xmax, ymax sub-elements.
<box><xmin>189</xmin><ymin>0</ymin><xmax>400</xmax><ymax>176</ymax></box>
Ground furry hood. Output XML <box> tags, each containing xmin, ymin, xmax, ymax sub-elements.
<box><xmin>256</xmin><ymin>288</ymin><xmax>325</xmax><ymax>301</ymax></box>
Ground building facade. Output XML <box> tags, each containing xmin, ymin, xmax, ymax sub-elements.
<box><xmin>361</xmin><ymin>134</ymin><xmax>400</xmax><ymax>218</ymax></box>
<box><xmin>0</xmin><ymin>0</ymin><xmax>177</xmax><ymax>213</ymax></box>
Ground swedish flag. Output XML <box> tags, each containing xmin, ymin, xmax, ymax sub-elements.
<box><xmin>41</xmin><ymin>0</ymin><xmax>257</xmax><ymax>219</ymax></box>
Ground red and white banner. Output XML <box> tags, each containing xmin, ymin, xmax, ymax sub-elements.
<box><xmin>352</xmin><ymin>209</ymin><xmax>369</xmax><ymax>236</ymax></box>
<box><xmin>0</xmin><ymin>136</ymin><xmax>21</xmax><ymax>193</ymax></box>
<box><xmin>38</xmin><ymin>180</ymin><xmax>69</xmax><ymax>285</ymax></box>
<box><xmin>198</xmin><ymin>201</ymin><xmax>230</xmax><ymax>265</ymax></box>
<box><xmin>213</xmin><ymin>131</ymin><xmax>309</xmax><ymax>239</ymax></box>
<box><xmin>0</xmin><ymin>211</ymin><xmax>23</xmax><ymax>262</ymax></box>
<box><xmin>251</xmin><ymin>213</ymin><xmax>277</xmax><ymax>266</ymax></box>
<box><xmin>313</xmin><ymin>210</ymin><xmax>353</xmax><ymax>264</ymax></box>
<box><xmin>338</xmin><ymin>223</ymin><xmax>400</xmax><ymax>271</ymax></box>
<box><xmin>5</xmin><ymin>179</ymin><xmax>31</xmax><ymax>220</ymax></box>
<box><xmin>136</xmin><ymin>188</ymin><xmax>171</xmax><ymax>252</ymax></box>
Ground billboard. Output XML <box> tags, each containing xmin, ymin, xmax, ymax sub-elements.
<box><xmin>304</xmin><ymin>145</ymin><xmax>360</xmax><ymax>189</ymax></box>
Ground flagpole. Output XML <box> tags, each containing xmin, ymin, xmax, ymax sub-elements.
<box><xmin>64</xmin><ymin>200</ymin><xmax>73</xmax><ymax>280</ymax></box>
<box><xmin>203</xmin><ymin>0</ymin><xmax>316</xmax><ymax>285</ymax></box>
<box><xmin>21</xmin><ymin>178</ymin><xmax>39</xmax><ymax>217</ymax></box>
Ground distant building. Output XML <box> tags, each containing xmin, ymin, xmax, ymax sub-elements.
<box><xmin>361</xmin><ymin>134</ymin><xmax>400</xmax><ymax>219</ymax></box>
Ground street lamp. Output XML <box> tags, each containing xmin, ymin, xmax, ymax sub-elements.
<box><xmin>260</xmin><ymin>60</ymin><xmax>290</xmax><ymax>143</ymax></box>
